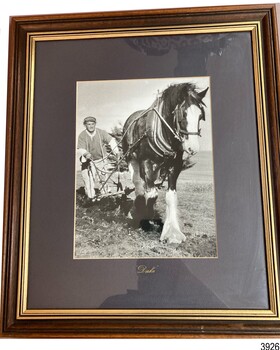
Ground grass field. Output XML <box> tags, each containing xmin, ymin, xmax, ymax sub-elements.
<box><xmin>74</xmin><ymin>151</ymin><xmax>217</xmax><ymax>259</ymax></box>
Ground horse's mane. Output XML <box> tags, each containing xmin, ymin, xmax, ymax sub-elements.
<box><xmin>161</xmin><ymin>83</ymin><xmax>201</xmax><ymax>115</ymax></box>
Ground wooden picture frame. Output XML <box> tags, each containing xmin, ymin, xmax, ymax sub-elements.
<box><xmin>1</xmin><ymin>4</ymin><xmax>280</xmax><ymax>337</ymax></box>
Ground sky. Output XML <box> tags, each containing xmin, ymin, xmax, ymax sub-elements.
<box><xmin>76</xmin><ymin>77</ymin><xmax>212</xmax><ymax>151</ymax></box>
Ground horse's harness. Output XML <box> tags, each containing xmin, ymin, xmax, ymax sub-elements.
<box><xmin>86</xmin><ymin>97</ymin><xmax>205</xmax><ymax>193</ymax></box>
<box><xmin>144</xmin><ymin>97</ymin><xmax>205</xmax><ymax>159</ymax></box>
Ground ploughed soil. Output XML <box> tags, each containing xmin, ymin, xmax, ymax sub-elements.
<box><xmin>74</xmin><ymin>152</ymin><xmax>217</xmax><ymax>259</ymax></box>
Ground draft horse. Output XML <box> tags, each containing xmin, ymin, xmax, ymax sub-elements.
<box><xmin>122</xmin><ymin>83</ymin><xmax>208</xmax><ymax>244</ymax></box>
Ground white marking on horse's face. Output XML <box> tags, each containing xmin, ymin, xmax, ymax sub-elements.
<box><xmin>181</xmin><ymin>104</ymin><xmax>201</xmax><ymax>155</ymax></box>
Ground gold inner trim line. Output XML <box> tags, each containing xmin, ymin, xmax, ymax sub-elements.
<box><xmin>17</xmin><ymin>30</ymin><xmax>36</xmax><ymax>319</ymax></box>
<box><xmin>251</xmin><ymin>23</ymin><xmax>280</xmax><ymax>318</ymax></box>
<box><xmin>255</xmin><ymin>21</ymin><xmax>280</xmax><ymax>318</ymax></box>
<box><xmin>17</xmin><ymin>21</ymin><xmax>280</xmax><ymax>320</ymax></box>
<box><xmin>29</xmin><ymin>22</ymin><xmax>259</xmax><ymax>41</ymax></box>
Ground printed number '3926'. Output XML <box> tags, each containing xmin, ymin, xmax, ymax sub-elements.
<box><xmin>261</xmin><ymin>343</ymin><xmax>280</xmax><ymax>350</ymax></box>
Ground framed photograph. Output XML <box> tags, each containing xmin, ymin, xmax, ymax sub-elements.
<box><xmin>74</xmin><ymin>76</ymin><xmax>215</xmax><ymax>259</ymax></box>
<box><xmin>1</xmin><ymin>4</ymin><xmax>280</xmax><ymax>337</ymax></box>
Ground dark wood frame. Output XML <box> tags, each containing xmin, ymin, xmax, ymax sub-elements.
<box><xmin>1</xmin><ymin>4</ymin><xmax>280</xmax><ymax>338</ymax></box>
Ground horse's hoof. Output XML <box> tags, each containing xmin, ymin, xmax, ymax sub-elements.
<box><xmin>140</xmin><ymin>219</ymin><xmax>153</xmax><ymax>231</ymax></box>
<box><xmin>160</xmin><ymin>228</ymin><xmax>186</xmax><ymax>244</ymax></box>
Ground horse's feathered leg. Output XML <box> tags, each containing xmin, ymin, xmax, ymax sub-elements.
<box><xmin>128</xmin><ymin>159</ymin><xmax>145</xmax><ymax>197</ymax></box>
<box><xmin>160</xmin><ymin>159</ymin><xmax>186</xmax><ymax>244</ymax></box>
<box><xmin>129</xmin><ymin>159</ymin><xmax>159</xmax><ymax>229</ymax></box>
<box><xmin>160</xmin><ymin>190</ymin><xmax>186</xmax><ymax>243</ymax></box>
<box><xmin>141</xmin><ymin>160</ymin><xmax>159</xmax><ymax>228</ymax></box>
<box><xmin>128</xmin><ymin>159</ymin><xmax>147</xmax><ymax>226</ymax></box>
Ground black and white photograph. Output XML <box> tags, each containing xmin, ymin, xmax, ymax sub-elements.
<box><xmin>74</xmin><ymin>77</ymin><xmax>216</xmax><ymax>259</ymax></box>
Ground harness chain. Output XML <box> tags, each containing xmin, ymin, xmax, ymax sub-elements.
<box><xmin>92</xmin><ymin>132</ymin><xmax>147</xmax><ymax>193</ymax></box>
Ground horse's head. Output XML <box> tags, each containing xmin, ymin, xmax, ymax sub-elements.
<box><xmin>173</xmin><ymin>86</ymin><xmax>208</xmax><ymax>156</ymax></box>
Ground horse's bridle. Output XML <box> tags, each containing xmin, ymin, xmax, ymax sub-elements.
<box><xmin>173</xmin><ymin>101</ymin><xmax>205</xmax><ymax>140</ymax></box>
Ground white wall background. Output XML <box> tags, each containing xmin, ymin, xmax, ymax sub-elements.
<box><xmin>0</xmin><ymin>0</ymin><xmax>277</xmax><ymax>349</ymax></box>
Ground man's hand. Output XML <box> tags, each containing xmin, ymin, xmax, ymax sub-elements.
<box><xmin>84</xmin><ymin>152</ymin><xmax>92</xmax><ymax>160</ymax></box>
<box><xmin>115</xmin><ymin>152</ymin><xmax>120</xmax><ymax>161</ymax></box>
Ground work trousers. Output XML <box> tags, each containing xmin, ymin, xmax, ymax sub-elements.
<box><xmin>81</xmin><ymin>159</ymin><xmax>109</xmax><ymax>198</ymax></box>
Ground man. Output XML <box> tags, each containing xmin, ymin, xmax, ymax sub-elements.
<box><xmin>77</xmin><ymin>116</ymin><xmax>119</xmax><ymax>199</ymax></box>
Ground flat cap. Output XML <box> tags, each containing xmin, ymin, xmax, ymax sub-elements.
<box><xmin>83</xmin><ymin>116</ymin><xmax>96</xmax><ymax>124</ymax></box>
